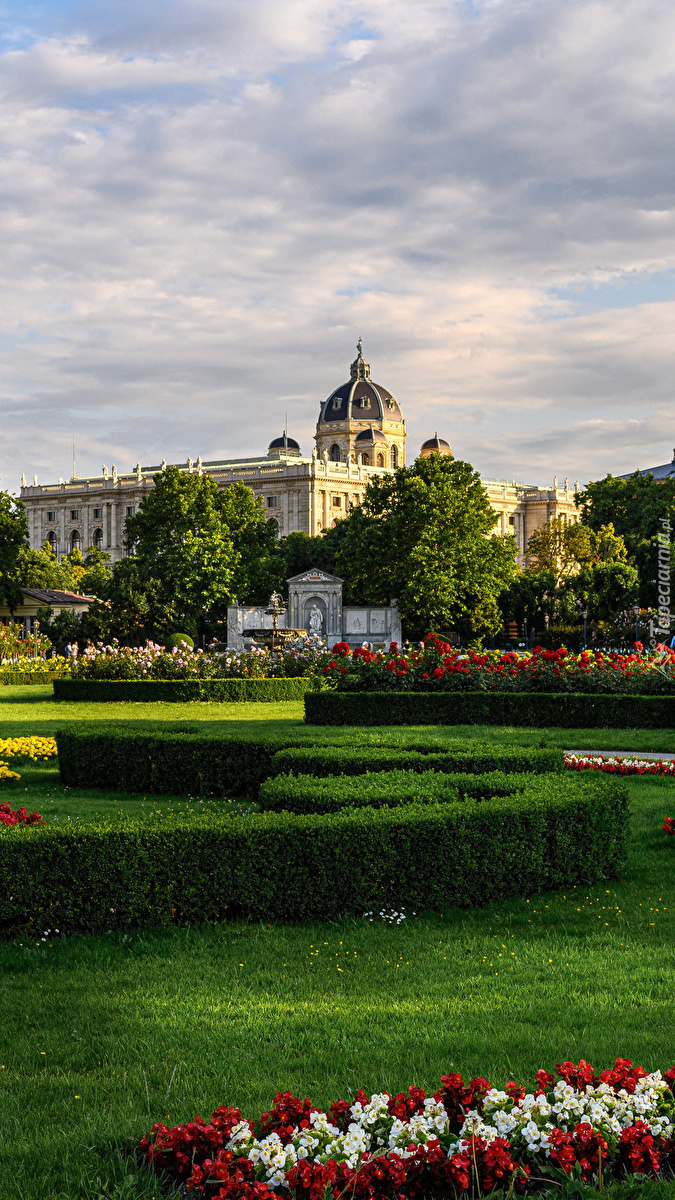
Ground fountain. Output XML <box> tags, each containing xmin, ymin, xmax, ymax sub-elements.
<box><xmin>243</xmin><ymin>591</ymin><xmax>307</xmax><ymax>651</ymax></box>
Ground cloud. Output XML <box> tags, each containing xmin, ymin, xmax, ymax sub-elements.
<box><xmin>0</xmin><ymin>0</ymin><xmax>674</xmax><ymax>493</ymax></box>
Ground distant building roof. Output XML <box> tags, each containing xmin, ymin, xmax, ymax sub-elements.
<box><xmin>619</xmin><ymin>450</ymin><xmax>675</xmax><ymax>481</ymax></box>
<box><xmin>20</xmin><ymin>588</ymin><xmax>92</xmax><ymax>606</ymax></box>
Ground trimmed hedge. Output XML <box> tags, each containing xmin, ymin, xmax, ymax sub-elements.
<box><xmin>0</xmin><ymin>775</ymin><xmax>628</xmax><ymax>933</ymax></box>
<box><xmin>56</xmin><ymin>728</ymin><xmax>302</xmax><ymax>797</ymax></box>
<box><xmin>53</xmin><ymin>677</ymin><xmax>313</xmax><ymax>703</ymax></box>
<box><xmin>305</xmin><ymin>690</ymin><xmax>675</xmax><ymax>728</ymax></box>
<box><xmin>270</xmin><ymin>744</ymin><xmax>564</xmax><ymax>779</ymax></box>
<box><xmin>259</xmin><ymin>768</ymin><xmax>527</xmax><ymax>814</ymax></box>
<box><xmin>0</xmin><ymin>672</ymin><xmax>61</xmax><ymax>686</ymax></box>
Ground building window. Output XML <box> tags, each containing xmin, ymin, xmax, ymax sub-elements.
<box><xmin>47</xmin><ymin>510</ymin><xmax>56</xmax><ymax>522</ymax></box>
<box><xmin>93</xmin><ymin>507</ymin><xmax>103</xmax><ymax>519</ymax></box>
<box><xmin>266</xmin><ymin>496</ymin><xmax>278</xmax><ymax>508</ymax></box>
<box><xmin>92</xmin><ymin>528</ymin><xmax>103</xmax><ymax>549</ymax></box>
<box><xmin>47</xmin><ymin>531</ymin><xmax>57</xmax><ymax>553</ymax></box>
<box><xmin>361</xmin><ymin>453</ymin><xmax>370</xmax><ymax>466</ymax></box>
<box><xmin>70</xmin><ymin>529</ymin><xmax>81</xmax><ymax>552</ymax></box>
<box><xmin>126</xmin><ymin>505</ymin><xmax>134</xmax><ymax>517</ymax></box>
<box><xmin>390</xmin><ymin>446</ymin><xmax>398</xmax><ymax>468</ymax></box>
<box><xmin>332</xmin><ymin>496</ymin><xmax>342</xmax><ymax>507</ymax></box>
<box><xmin>360</xmin><ymin>396</ymin><xmax>370</xmax><ymax>408</ymax></box>
<box><xmin>332</xmin><ymin>396</ymin><xmax>342</xmax><ymax>410</ymax></box>
<box><xmin>329</xmin><ymin>444</ymin><xmax>341</xmax><ymax>462</ymax></box>
<box><xmin>509</xmin><ymin>515</ymin><xmax>515</xmax><ymax>525</ymax></box>
<box><xmin>267</xmin><ymin>516</ymin><xmax>279</xmax><ymax>536</ymax></box>
<box><xmin>376</xmin><ymin>453</ymin><xmax>384</xmax><ymax>468</ymax></box>
<box><xmin>70</xmin><ymin>508</ymin><xmax>79</xmax><ymax>520</ymax></box>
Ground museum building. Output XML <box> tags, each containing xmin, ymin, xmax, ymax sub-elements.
<box><xmin>18</xmin><ymin>342</ymin><xmax>579</xmax><ymax>565</ymax></box>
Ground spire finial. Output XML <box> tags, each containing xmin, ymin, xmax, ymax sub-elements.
<box><xmin>357</xmin><ymin>336</ymin><xmax>363</xmax><ymax>356</ymax></box>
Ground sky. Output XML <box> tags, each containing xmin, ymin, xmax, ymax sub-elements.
<box><xmin>1</xmin><ymin>0</ymin><xmax>675</xmax><ymax>493</ymax></box>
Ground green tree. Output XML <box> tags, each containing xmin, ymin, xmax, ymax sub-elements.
<box><xmin>0</xmin><ymin>490</ymin><xmax>29</xmax><ymax>610</ymax></box>
<box><xmin>576</xmin><ymin>472</ymin><xmax>675</xmax><ymax>605</ymax></box>
<box><xmin>525</xmin><ymin>517</ymin><xmax>627</xmax><ymax>586</ymax></box>
<box><xmin>334</xmin><ymin>454</ymin><xmax>517</xmax><ymax>639</ymax></box>
<box><xmin>13</xmin><ymin>543</ymin><xmax>78</xmax><ymax>592</ymax></box>
<box><xmin>123</xmin><ymin>467</ymin><xmax>283</xmax><ymax>638</ymax></box>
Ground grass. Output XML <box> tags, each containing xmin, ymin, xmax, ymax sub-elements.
<box><xmin>2</xmin><ymin>684</ymin><xmax>675</xmax><ymax>752</ymax></box>
<box><xmin>1</xmin><ymin>776</ymin><xmax>675</xmax><ymax>1198</ymax></box>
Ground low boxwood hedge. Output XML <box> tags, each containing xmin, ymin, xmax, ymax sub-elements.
<box><xmin>56</xmin><ymin>729</ymin><xmax>565</xmax><ymax>798</ymax></box>
<box><xmin>259</xmin><ymin>768</ymin><xmax>528</xmax><ymax>814</ymax></box>
<box><xmin>305</xmin><ymin>691</ymin><xmax>675</xmax><ymax>728</ymax></box>
<box><xmin>0</xmin><ymin>774</ymin><xmax>627</xmax><ymax>933</ymax></box>
<box><xmin>270</xmin><ymin>744</ymin><xmax>564</xmax><ymax>779</ymax></box>
<box><xmin>53</xmin><ymin>677</ymin><xmax>313</xmax><ymax>703</ymax></box>
<box><xmin>0</xmin><ymin>672</ymin><xmax>61</xmax><ymax>686</ymax></box>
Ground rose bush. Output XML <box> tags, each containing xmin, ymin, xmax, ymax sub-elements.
<box><xmin>321</xmin><ymin>635</ymin><xmax>675</xmax><ymax>695</ymax></box>
<box><xmin>0</xmin><ymin>799</ymin><xmax>44</xmax><ymax>824</ymax></box>
<box><xmin>141</xmin><ymin>1059</ymin><xmax>675</xmax><ymax>1197</ymax></box>
<box><xmin>71</xmin><ymin>636</ymin><xmax>329</xmax><ymax>682</ymax></box>
<box><xmin>565</xmin><ymin>754</ymin><xmax>675</xmax><ymax>776</ymax></box>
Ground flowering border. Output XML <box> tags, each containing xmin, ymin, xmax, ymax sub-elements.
<box><xmin>565</xmin><ymin>754</ymin><xmax>675</xmax><ymax>776</ymax></box>
<box><xmin>141</xmin><ymin>1059</ymin><xmax>675</xmax><ymax>1197</ymax></box>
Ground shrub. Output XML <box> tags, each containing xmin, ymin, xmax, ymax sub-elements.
<box><xmin>0</xmin><ymin>774</ymin><xmax>627</xmax><ymax>933</ymax></box>
<box><xmin>53</xmin><ymin>677</ymin><xmax>313</xmax><ymax>703</ymax></box>
<box><xmin>259</xmin><ymin>768</ymin><xmax>528</xmax><ymax>814</ymax></box>
<box><xmin>163</xmin><ymin>632</ymin><xmax>194</xmax><ymax>650</ymax></box>
<box><xmin>56</xmin><ymin>728</ymin><xmax>310</xmax><ymax>797</ymax></box>
<box><xmin>270</xmin><ymin>744</ymin><xmax>564</xmax><ymax>779</ymax></box>
<box><xmin>305</xmin><ymin>690</ymin><xmax>675</xmax><ymax>728</ymax></box>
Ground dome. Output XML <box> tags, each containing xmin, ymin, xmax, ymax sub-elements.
<box><xmin>319</xmin><ymin>340</ymin><xmax>403</xmax><ymax>424</ymax></box>
<box><xmin>268</xmin><ymin>433</ymin><xmax>301</xmax><ymax>460</ymax></box>
<box><xmin>356</xmin><ymin>425</ymin><xmax>388</xmax><ymax>443</ymax></box>
<box><xmin>420</xmin><ymin>433</ymin><xmax>452</xmax><ymax>458</ymax></box>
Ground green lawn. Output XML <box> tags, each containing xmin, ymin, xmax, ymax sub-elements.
<box><xmin>2</xmin><ymin>683</ymin><xmax>675</xmax><ymax>752</ymax></box>
<box><xmin>1</xmin><ymin>775</ymin><xmax>675</xmax><ymax>1199</ymax></box>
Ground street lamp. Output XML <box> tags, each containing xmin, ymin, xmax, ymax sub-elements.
<box><xmin>33</xmin><ymin>618</ymin><xmax>40</xmax><ymax>662</ymax></box>
<box><xmin>581</xmin><ymin>609</ymin><xmax>588</xmax><ymax>650</ymax></box>
<box><xmin>633</xmin><ymin>605</ymin><xmax>640</xmax><ymax>646</ymax></box>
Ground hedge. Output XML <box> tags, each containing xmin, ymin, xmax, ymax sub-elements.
<box><xmin>53</xmin><ymin>677</ymin><xmax>313</xmax><ymax>703</ymax></box>
<box><xmin>56</xmin><ymin>728</ymin><xmax>304</xmax><ymax>797</ymax></box>
<box><xmin>270</xmin><ymin>744</ymin><xmax>564</xmax><ymax>779</ymax></box>
<box><xmin>0</xmin><ymin>775</ymin><xmax>628</xmax><ymax>933</ymax></box>
<box><xmin>0</xmin><ymin>672</ymin><xmax>61</xmax><ymax>686</ymax></box>
<box><xmin>259</xmin><ymin>768</ymin><xmax>528</xmax><ymax>814</ymax></box>
<box><xmin>305</xmin><ymin>690</ymin><xmax>675</xmax><ymax>728</ymax></box>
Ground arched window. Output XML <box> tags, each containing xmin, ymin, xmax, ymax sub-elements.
<box><xmin>361</xmin><ymin>453</ymin><xmax>370</xmax><ymax>466</ymax></box>
<box><xmin>267</xmin><ymin>516</ymin><xmax>279</xmax><ymax>537</ymax></box>
<box><xmin>390</xmin><ymin>445</ymin><xmax>398</xmax><ymax>468</ymax></box>
<box><xmin>70</xmin><ymin>529</ymin><xmax>81</xmax><ymax>552</ymax></box>
<box><xmin>92</xmin><ymin>527</ymin><xmax>103</xmax><ymax>550</ymax></box>
<box><xmin>329</xmin><ymin>444</ymin><xmax>341</xmax><ymax>462</ymax></box>
<box><xmin>47</xmin><ymin>531</ymin><xmax>57</xmax><ymax>554</ymax></box>
<box><xmin>376</xmin><ymin>453</ymin><xmax>384</xmax><ymax>468</ymax></box>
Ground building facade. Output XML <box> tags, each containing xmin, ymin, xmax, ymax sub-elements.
<box><xmin>18</xmin><ymin>342</ymin><xmax>579</xmax><ymax>564</ymax></box>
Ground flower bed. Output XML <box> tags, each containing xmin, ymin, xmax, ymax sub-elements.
<box><xmin>0</xmin><ymin>737</ymin><xmax>57</xmax><ymax>761</ymax></box>
<box><xmin>663</xmin><ymin>817</ymin><xmax>675</xmax><ymax>836</ymax></box>
<box><xmin>69</xmin><ymin>636</ymin><xmax>327</xmax><ymax>682</ymax></box>
<box><xmin>565</xmin><ymin>754</ymin><xmax>675</xmax><ymax>776</ymax></box>
<box><xmin>322</xmin><ymin>635</ymin><xmax>675</xmax><ymax>694</ymax></box>
<box><xmin>0</xmin><ymin>801</ymin><xmax>44</xmax><ymax>826</ymax></box>
<box><xmin>140</xmin><ymin>1059</ymin><xmax>675</xmax><ymax>1197</ymax></box>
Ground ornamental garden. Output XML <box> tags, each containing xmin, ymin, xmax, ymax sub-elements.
<box><xmin>1</xmin><ymin>630</ymin><xmax>675</xmax><ymax>1200</ymax></box>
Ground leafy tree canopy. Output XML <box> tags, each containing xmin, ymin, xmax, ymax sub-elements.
<box><xmin>123</xmin><ymin>468</ymin><xmax>283</xmax><ymax>637</ymax></box>
<box><xmin>332</xmin><ymin>454</ymin><xmax>517</xmax><ymax>638</ymax></box>
<box><xmin>525</xmin><ymin>517</ymin><xmax>627</xmax><ymax>587</ymax></box>
<box><xmin>0</xmin><ymin>490</ymin><xmax>29</xmax><ymax>610</ymax></box>
<box><xmin>576</xmin><ymin>472</ymin><xmax>675</xmax><ymax>605</ymax></box>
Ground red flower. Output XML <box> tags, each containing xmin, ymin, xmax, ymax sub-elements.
<box><xmin>663</xmin><ymin>816</ymin><xmax>675</xmax><ymax>836</ymax></box>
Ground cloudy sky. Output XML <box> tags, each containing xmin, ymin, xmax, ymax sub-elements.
<box><xmin>1</xmin><ymin>0</ymin><xmax>675</xmax><ymax>492</ymax></box>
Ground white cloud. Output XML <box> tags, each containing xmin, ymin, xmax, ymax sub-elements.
<box><xmin>0</xmin><ymin>0</ymin><xmax>674</xmax><ymax>493</ymax></box>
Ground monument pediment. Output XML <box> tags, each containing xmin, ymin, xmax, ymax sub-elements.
<box><xmin>286</xmin><ymin>567</ymin><xmax>344</xmax><ymax>585</ymax></box>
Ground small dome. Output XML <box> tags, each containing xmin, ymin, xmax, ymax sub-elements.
<box><xmin>356</xmin><ymin>425</ymin><xmax>388</xmax><ymax>443</ymax></box>
<box><xmin>268</xmin><ymin>433</ymin><xmax>301</xmax><ymax>459</ymax></box>
<box><xmin>420</xmin><ymin>433</ymin><xmax>452</xmax><ymax>458</ymax></box>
